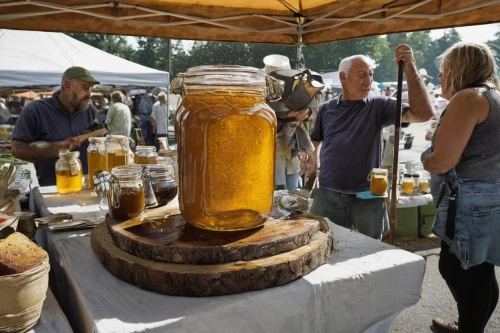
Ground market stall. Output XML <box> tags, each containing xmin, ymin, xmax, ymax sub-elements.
<box><xmin>31</xmin><ymin>186</ymin><xmax>425</xmax><ymax>333</ymax></box>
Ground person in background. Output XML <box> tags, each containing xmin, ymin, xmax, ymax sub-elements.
<box><xmin>105</xmin><ymin>91</ymin><xmax>131</xmax><ymax>136</ymax></box>
<box><xmin>138</xmin><ymin>93</ymin><xmax>154</xmax><ymax>145</ymax></box>
<box><xmin>11</xmin><ymin>66</ymin><xmax>102</xmax><ymax>186</ymax></box>
<box><xmin>263</xmin><ymin>54</ymin><xmax>323</xmax><ymax>191</ymax></box>
<box><xmin>423</xmin><ymin>42</ymin><xmax>500</xmax><ymax>333</ymax></box>
<box><xmin>0</xmin><ymin>98</ymin><xmax>10</xmax><ymax>125</ymax></box>
<box><xmin>151</xmin><ymin>92</ymin><xmax>169</xmax><ymax>151</ymax></box>
<box><xmin>309</xmin><ymin>45</ymin><xmax>433</xmax><ymax>240</ymax></box>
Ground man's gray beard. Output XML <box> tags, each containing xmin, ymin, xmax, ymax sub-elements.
<box><xmin>71</xmin><ymin>93</ymin><xmax>90</xmax><ymax>111</ymax></box>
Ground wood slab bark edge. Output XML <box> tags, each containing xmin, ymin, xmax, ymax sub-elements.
<box><xmin>91</xmin><ymin>222</ymin><xmax>333</xmax><ymax>296</ymax></box>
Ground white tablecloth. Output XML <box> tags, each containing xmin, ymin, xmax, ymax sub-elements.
<box><xmin>36</xmin><ymin>223</ymin><xmax>424</xmax><ymax>333</ymax></box>
<box><xmin>32</xmin><ymin>186</ymin><xmax>425</xmax><ymax>333</ymax></box>
<box><xmin>29</xmin><ymin>289</ymin><xmax>73</xmax><ymax>333</ymax></box>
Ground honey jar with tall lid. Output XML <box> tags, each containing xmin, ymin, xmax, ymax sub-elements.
<box><xmin>369</xmin><ymin>168</ymin><xmax>388</xmax><ymax>196</ymax></box>
<box><xmin>172</xmin><ymin>65</ymin><xmax>280</xmax><ymax>231</ymax></box>
<box><xmin>55</xmin><ymin>149</ymin><xmax>83</xmax><ymax>194</ymax></box>
<box><xmin>105</xmin><ymin>135</ymin><xmax>133</xmax><ymax>172</ymax></box>
<box><xmin>134</xmin><ymin>146</ymin><xmax>158</xmax><ymax>164</ymax></box>
<box><xmin>402</xmin><ymin>173</ymin><xmax>415</xmax><ymax>194</ymax></box>
<box><xmin>108</xmin><ymin>165</ymin><xmax>145</xmax><ymax>221</ymax></box>
<box><xmin>87</xmin><ymin>137</ymin><xmax>106</xmax><ymax>190</ymax></box>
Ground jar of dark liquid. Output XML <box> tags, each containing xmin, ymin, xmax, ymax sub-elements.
<box><xmin>145</xmin><ymin>164</ymin><xmax>178</xmax><ymax>207</ymax></box>
<box><xmin>108</xmin><ymin>165</ymin><xmax>145</xmax><ymax>221</ymax></box>
<box><xmin>172</xmin><ymin>65</ymin><xmax>280</xmax><ymax>231</ymax></box>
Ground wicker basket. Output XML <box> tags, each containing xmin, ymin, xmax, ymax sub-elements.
<box><xmin>0</xmin><ymin>256</ymin><xmax>50</xmax><ymax>332</ymax></box>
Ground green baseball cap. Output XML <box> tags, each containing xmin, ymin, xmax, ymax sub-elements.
<box><xmin>62</xmin><ymin>66</ymin><xmax>100</xmax><ymax>84</ymax></box>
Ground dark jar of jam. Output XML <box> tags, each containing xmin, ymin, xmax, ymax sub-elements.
<box><xmin>144</xmin><ymin>164</ymin><xmax>178</xmax><ymax>207</ymax></box>
<box><xmin>108</xmin><ymin>165</ymin><xmax>145</xmax><ymax>221</ymax></box>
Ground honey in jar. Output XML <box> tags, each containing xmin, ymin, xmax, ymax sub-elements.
<box><xmin>105</xmin><ymin>135</ymin><xmax>132</xmax><ymax>171</ymax></box>
<box><xmin>145</xmin><ymin>164</ymin><xmax>178</xmax><ymax>207</ymax></box>
<box><xmin>134</xmin><ymin>146</ymin><xmax>158</xmax><ymax>164</ymax></box>
<box><xmin>87</xmin><ymin>137</ymin><xmax>106</xmax><ymax>190</ymax></box>
<box><xmin>402</xmin><ymin>173</ymin><xmax>415</xmax><ymax>194</ymax></box>
<box><xmin>369</xmin><ymin>168</ymin><xmax>388</xmax><ymax>195</ymax></box>
<box><xmin>108</xmin><ymin>165</ymin><xmax>145</xmax><ymax>221</ymax></box>
<box><xmin>418</xmin><ymin>178</ymin><xmax>429</xmax><ymax>191</ymax></box>
<box><xmin>55</xmin><ymin>149</ymin><xmax>83</xmax><ymax>194</ymax></box>
<box><xmin>172</xmin><ymin>65</ymin><xmax>278</xmax><ymax>231</ymax></box>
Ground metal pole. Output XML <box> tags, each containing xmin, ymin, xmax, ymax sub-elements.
<box><xmin>389</xmin><ymin>61</ymin><xmax>404</xmax><ymax>245</ymax></box>
<box><xmin>166</xmin><ymin>38</ymin><xmax>172</xmax><ymax>145</ymax></box>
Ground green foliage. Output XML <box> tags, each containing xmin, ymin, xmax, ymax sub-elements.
<box><xmin>66</xmin><ymin>33</ymin><xmax>135</xmax><ymax>61</ymax></box>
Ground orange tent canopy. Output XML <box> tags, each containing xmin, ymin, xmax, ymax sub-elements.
<box><xmin>0</xmin><ymin>0</ymin><xmax>498</xmax><ymax>45</ymax></box>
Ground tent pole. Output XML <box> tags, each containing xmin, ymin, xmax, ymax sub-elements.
<box><xmin>295</xmin><ymin>16</ymin><xmax>305</xmax><ymax>70</ymax></box>
<box><xmin>389</xmin><ymin>61</ymin><xmax>404</xmax><ymax>245</ymax></box>
<box><xmin>166</xmin><ymin>38</ymin><xmax>172</xmax><ymax>138</ymax></box>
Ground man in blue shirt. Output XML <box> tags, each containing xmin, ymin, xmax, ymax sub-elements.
<box><xmin>310</xmin><ymin>44</ymin><xmax>434</xmax><ymax>240</ymax></box>
<box><xmin>11</xmin><ymin>66</ymin><xmax>102</xmax><ymax>186</ymax></box>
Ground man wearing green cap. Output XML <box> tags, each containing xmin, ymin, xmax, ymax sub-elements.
<box><xmin>11</xmin><ymin>66</ymin><xmax>104</xmax><ymax>186</ymax></box>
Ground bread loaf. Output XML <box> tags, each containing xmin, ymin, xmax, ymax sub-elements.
<box><xmin>0</xmin><ymin>232</ymin><xmax>48</xmax><ymax>276</ymax></box>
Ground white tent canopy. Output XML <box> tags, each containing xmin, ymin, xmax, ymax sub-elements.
<box><xmin>0</xmin><ymin>29</ymin><xmax>169</xmax><ymax>88</ymax></box>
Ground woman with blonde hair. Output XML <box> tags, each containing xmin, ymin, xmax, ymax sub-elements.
<box><xmin>423</xmin><ymin>42</ymin><xmax>500</xmax><ymax>333</ymax></box>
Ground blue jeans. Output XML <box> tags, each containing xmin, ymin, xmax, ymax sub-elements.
<box><xmin>310</xmin><ymin>186</ymin><xmax>388</xmax><ymax>240</ymax></box>
<box><xmin>275</xmin><ymin>172</ymin><xmax>302</xmax><ymax>191</ymax></box>
<box><xmin>432</xmin><ymin>175</ymin><xmax>500</xmax><ymax>269</ymax></box>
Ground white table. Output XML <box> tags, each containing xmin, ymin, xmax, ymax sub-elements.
<box><xmin>29</xmin><ymin>289</ymin><xmax>73</xmax><ymax>333</ymax></box>
<box><xmin>32</xmin><ymin>186</ymin><xmax>425</xmax><ymax>333</ymax></box>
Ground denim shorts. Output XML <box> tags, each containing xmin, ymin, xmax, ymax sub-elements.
<box><xmin>432</xmin><ymin>175</ymin><xmax>500</xmax><ymax>269</ymax></box>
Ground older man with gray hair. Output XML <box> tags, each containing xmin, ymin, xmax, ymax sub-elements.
<box><xmin>106</xmin><ymin>90</ymin><xmax>131</xmax><ymax>136</ymax></box>
<box><xmin>309</xmin><ymin>45</ymin><xmax>434</xmax><ymax>240</ymax></box>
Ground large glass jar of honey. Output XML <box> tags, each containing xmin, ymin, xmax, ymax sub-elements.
<box><xmin>134</xmin><ymin>146</ymin><xmax>158</xmax><ymax>164</ymax></box>
<box><xmin>172</xmin><ymin>65</ymin><xmax>279</xmax><ymax>231</ymax></box>
<box><xmin>105</xmin><ymin>135</ymin><xmax>132</xmax><ymax>172</ymax></box>
<box><xmin>108</xmin><ymin>165</ymin><xmax>145</xmax><ymax>221</ymax></box>
<box><xmin>55</xmin><ymin>149</ymin><xmax>83</xmax><ymax>194</ymax></box>
<box><xmin>87</xmin><ymin>137</ymin><xmax>106</xmax><ymax>190</ymax></box>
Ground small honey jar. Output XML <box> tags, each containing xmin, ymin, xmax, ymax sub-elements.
<box><xmin>55</xmin><ymin>149</ymin><xmax>83</xmax><ymax>194</ymax></box>
<box><xmin>369</xmin><ymin>168</ymin><xmax>388</xmax><ymax>195</ymax></box>
<box><xmin>402</xmin><ymin>173</ymin><xmax>415</xmax><ymax>194</ymax></box>
<box><xmin>108</xmin><ymin>165</ymin><xmax>145</xmax><ymax>221</ymax></box>
<box><xmin>134</xmin><ymin>146</ymin><xmax>158</xmax><ymax>165</ymax></box>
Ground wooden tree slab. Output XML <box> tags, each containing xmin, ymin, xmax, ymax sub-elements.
<box><xmin>107</xmin><ymin>205</ymin><xmax>322</xmax><ymax>264</ymax></box>
<box><xmin>91</xmin><ymin>222</ymin><xmax>333</xmax><ymax>296</ymax></box>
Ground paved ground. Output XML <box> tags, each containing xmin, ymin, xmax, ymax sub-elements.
<box><xmin>389</xmin><ymin>122</ymin><xmax>500</xmax><ymax>332</ymax></box>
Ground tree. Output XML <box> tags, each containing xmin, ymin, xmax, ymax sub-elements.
<box><xmin>374</xmin><ymin>31</ymin><xmax>433</xmax><ymax>83</ymax></box>
<box><xmin>66</xmin><ymin>33</ymin><xmax>135</xmax><ymax>61</ymax></box>
<box><xmin>423</xmin><ymin>29</ymin><xmax>462</xmax><ymax>84</ymax></box>
<box><xmin>486</xmin><ymin>24</ymin><xmax>500</xmax><ymax>69</ymax></box>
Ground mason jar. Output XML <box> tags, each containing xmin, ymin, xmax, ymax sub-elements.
<box><xmin>55</xmin><ymin>149</ymin><xmax>82</xmax><ymax>194</ymax></box>
<box><xmin>87</xmin><ymin>137</ymin><xmax>106</xmax><ymax>190</ymax></box>
<box><xmin>108</xmin><ymin>165</ymin><xmax>145</xmax><ymax>221</ymax></box>
<box><xmin>172</xmin><ymin>65</ymin><xmax>280</xmax><ymax>231</ymax></box>
<box><xmin>402</xmin><ymin>173</ymin><xmax>415</xmax><ymax>195</ymax></box>
<box><xmin>369</xmin><ymin>168</ymin><xmax>388</xmax><ymax>196</ymax></box>
<box><xmin>105</xmin><ymin>135</ymin><xmax>133</xmax><ymax>172</ymax></box>
<box><xmin>144</xmin><ymin>164</ymin><xmax>178</xmax><ymax>207</ymax></box>
<box><xmin>134</xmin><ymin>146</ymin><xmax>158</xmax><ymax>165</ymax></box>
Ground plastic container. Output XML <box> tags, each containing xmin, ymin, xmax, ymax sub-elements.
<box><xmin>369</xmin><ymin>168</ymin><xmax>388</xmax><ymax>195</ymax></box>
<box><xmin>172</xmin><ymin>65</ymin><xmax>279</xmax><ymax>231</ymax></box>
<box><xmin>108</xmin><ymin>165</ymin><xmax>145</xmax><ymax>221</ymax></box>
<box><xmin>55</xmin><ymin>149</ymin><xmax>82</xmax><ymax>194</ymax></box>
